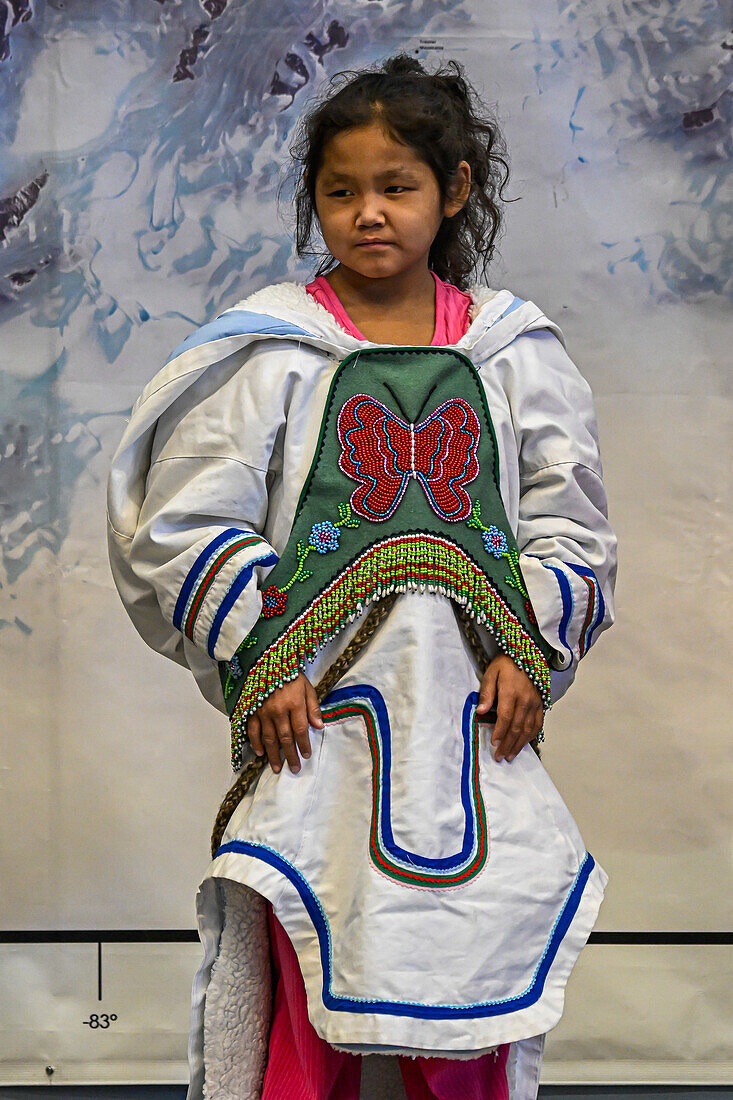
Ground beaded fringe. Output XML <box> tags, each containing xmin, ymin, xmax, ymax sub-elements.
<box><xmin>230</xmin><ymin>533</ymin><xmax>550</xmax><ymax>768</ymax></box>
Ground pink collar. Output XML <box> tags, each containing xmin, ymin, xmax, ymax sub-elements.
<box><xmin>305</xmin><ymin>271</ymin><xmax>472</xmax><ymax>345</ymax></box>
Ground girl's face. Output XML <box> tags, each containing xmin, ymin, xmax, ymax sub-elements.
<box><xmin>314</xmin><ymin>122</ymin><xmax>469</xmax><ymax>284</ymax></box>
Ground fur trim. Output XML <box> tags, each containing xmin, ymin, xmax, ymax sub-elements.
<box><xmin>231</xmin><ymin>279</ymin><xmax>503</xmax><ymax>341</ymax></box>
<box><xmin>202</xmin><ymin>881</ymin><xmax>271</xmax><ymax>1100</ymax></box>
<box><xmin>232</xmin><ymin>280</ymin><xmax>321</xmax><ymax>318</ymax></box>
<box><xmin>466</xmin><ymin>283</ymin><xmax>501</xmax><ymax>320</ymax></box>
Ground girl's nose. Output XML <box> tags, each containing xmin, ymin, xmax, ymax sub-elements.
<box><xmin>355</xmin><ymin>194</ymin><xmax>386</xmax><ymax>227</ymax></box>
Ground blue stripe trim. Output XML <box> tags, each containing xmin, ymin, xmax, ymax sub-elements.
<box><xmin>173</xmin><ymin>528</ymin><xmax>246</xmax><ymax>632</ymax></box>
<box><xmin>541</xmin><ymin>563</ymin><xmax>575</xmax><ymax>668</ymax></box>
<box><xmin>496</xmin><ymin>295</ymin><xmax>525</xmax><ymax>321</ymax></box>
<box><xmin>214</xmin><ymin>839</ymin><xmax>596</xmax><ymax>1018</ymax></box>
<box><xmin>165</xmin><ymin>311</ymin><xmax>313</xmax><ymax>364</ymax></box>
<box><xmin>564</xmin><ymin>562</ymin><xmax>605</xmax><ymax>651</ymax></box>
<box><xmin>206</xmin><ymin>550</ymin><xmax>278</xmax><ymax>657</ymax></box>
<box><xmin>322</xmin><ymin>685</ymin><xmax>479</xmax><ymax>872</ymax></box>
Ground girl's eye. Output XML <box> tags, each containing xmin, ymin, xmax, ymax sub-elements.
<box><xmin>325</xmin><ymin>186</ymin><xmax>410</xmax><ymax>197</ymax></box>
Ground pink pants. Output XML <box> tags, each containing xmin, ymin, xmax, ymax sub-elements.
<box><xmin>262</xmin><ymin>903</ymin><xmax>509</xmax><ymax>1100</ymax></box>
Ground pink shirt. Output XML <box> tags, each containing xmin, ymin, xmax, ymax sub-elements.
<box><xmin>305</xmin><ymin>270</ymin><xmax>472</xmax><ymax>345</ymax></box>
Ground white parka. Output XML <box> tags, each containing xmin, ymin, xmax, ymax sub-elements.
<box><xmin>107</xmin><ymin>281</ymin><xmax>617</xmax><ymax>1100</ymax></box>
<box><xmin>107</xmin><ymin>281</ymin><xmax>616</xmax><ymax>707</ymax></box>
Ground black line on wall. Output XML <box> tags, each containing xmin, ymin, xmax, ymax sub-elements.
<box><xmin>0</xmin><ymin>931</ymin><xmax>731</xmax><ymax>945</ymax></box>
<box><xmin>590</xmin><ymin>932</ymin><xmax>732</xmax><ymax>945</ymax></box>
<box><xmin>0</xmin><ymin>930</ymin><xmax>200</xmax><ymax>943</ymax></box>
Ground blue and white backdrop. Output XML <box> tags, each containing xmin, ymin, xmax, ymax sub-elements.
<box><xmin>1</xmin><ymin>0</ymin><xmax>731</xmax><ymax>1087</ymax></box>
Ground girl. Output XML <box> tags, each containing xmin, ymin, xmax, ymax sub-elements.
<box><xmin>108</xmin><ymin>55</ymin><xmax>617</xmax><ymax>1100</ymax></box>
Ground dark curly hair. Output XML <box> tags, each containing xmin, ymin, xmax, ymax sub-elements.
<box><xmin>286</xmin><ymin>53</ymin><xmax>513</xmax><ymax>289</ymax></box>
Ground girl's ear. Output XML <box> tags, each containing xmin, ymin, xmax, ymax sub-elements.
<box><xmin>444</xmin><ymin>161</ymin><xmax>472</xmax><ymax>218</ymax></box>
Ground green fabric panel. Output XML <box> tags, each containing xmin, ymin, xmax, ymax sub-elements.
<box><xmin>219</xmin><ymin>347</ymin><xmax>551</xmax><ymax>758</ymax></box>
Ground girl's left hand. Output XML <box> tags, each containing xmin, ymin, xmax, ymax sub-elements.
<box><xmin>476</xmin><ymin>654</ymin><xmax>543</xmax><ymax>762</ymax></box>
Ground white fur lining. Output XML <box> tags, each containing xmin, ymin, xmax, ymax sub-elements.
<box><xmin>202</xmin><ymin>881</ymin><xmax>271</xmax><ymax>1100</ymax></box>
<box><xmin>230</xmin><ymin>279</ymin><xmax>502</xmax><ymax>342</ymax></box>
<box><xmin>197</xmin><ymin>877</ymin><xmax>544</xmax><ymax>1100</ymax></box>
<box><xmin>466</xmin><ymin>282</ymin><xmax>502</xmax><ymax>319</ymax></box>
<box><xmin>235</xmin><ymin>279</ymin><xmax>328</xmax><ymax>319</ymax></box>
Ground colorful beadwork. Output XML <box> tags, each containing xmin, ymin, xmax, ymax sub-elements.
<box><xmin>310</xmin><ymin>521</ymin><xmax>340</xmax><ymax>554</ymax></box>
<box><xmin>227</xmin><ymin>653</ymin><xmax>243</xmax><ymax>679</ymax></box>
<box><xmin>261</xmin><ymin>585</ymin><xmax>288</xmax><ymax>618</ymax></box>
<box><xmin>223</xmin><ymin>642</ymin><xmax>259</xmax><ymax>700</ymax></box>
<box><xmin>221</xmin><ymin>347</ymin><xmax>553</xmax><ymax>769</ymax></box>
<box><xmin>467</xmin><ymin>501</ymin><xmax>530</xmax><ymax>603</ymax></box>
<box><xmin>321</xmin><ymin>685</ymin><xmax>488</xmax><ymax>889</ymax></box>
<box><xmin>229</xmin><ymin>532</ymin><xmax>551</xmax><ymax>768</ymax></box>
<box><xmin>271</xmin><ymin>504</ymin><xmax>360</xmax><ymax>599</ymax></box>
<box><xmin>482</xmin><ymin>525</ymin><xmax>508</xmax><ymax>559</ymax></box>
<box><xmin>337</xmin><ymin>395</ymin><xmax>481</xmax><ymax>522</ymax></box>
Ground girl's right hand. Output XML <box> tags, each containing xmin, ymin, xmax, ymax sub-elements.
<box><xmin>477</xmin><ymin>653</ymin><xmax>543</xmax><ymax>762</ymax></box>
<box><xmin>246</xmin><ymin>671</ymin><xmax>324</xmax><ymax>774</ymax></box>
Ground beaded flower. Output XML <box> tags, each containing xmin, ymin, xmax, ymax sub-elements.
<box><xmin>226</xmin><ymin>653</ymin><xmax>243</xmax><ymax>679</ymax></box>
<box><xmin>261</xmin><ymin>585</ymin><xmax>288</xmax><ymax>618</ymax></box>
<box><xmin>482</xmin><ymin>525</ymin><xmax>508</xmax><ymax>558</ymax></box>
<box><xmin>309</xmin><ymin>521</ymin><xmax>341</xmax><ymax>554</ymax></box>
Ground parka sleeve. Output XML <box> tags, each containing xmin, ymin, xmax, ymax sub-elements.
<box><xmin>130</xmin><ymin>458</ymin><xmax>278</xmax><ymax>664</ymax></box>
<box><xmin>509</xmin><ymin>330</ymin><xmax>618</xmax><ymax>702</ymax></box>
<box><xmin>119</xmin><ymin>343</ymin><xmax>285</xmax><ymax>666</ymax></box>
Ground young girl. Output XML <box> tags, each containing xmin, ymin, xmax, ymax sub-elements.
<box><xmin>108</xmin><ymin>55</ymin><xmax>617</xmax><ymax>1100</ymax></box>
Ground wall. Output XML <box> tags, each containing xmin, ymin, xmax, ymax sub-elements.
<box><xmin>0</xmin><ymin>0</ymin><xmax>730</xmax><ymax>1086</ymax></box>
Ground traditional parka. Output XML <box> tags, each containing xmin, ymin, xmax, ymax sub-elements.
<box><xmin>107</xmin><ymin>281</ymin><xmax>616</xmax><ymax>717</ymax></box>
<box><xmin>106</xmin><ymin>281</ymin><xmax>617</xmax><ymax>1098</ymax></box>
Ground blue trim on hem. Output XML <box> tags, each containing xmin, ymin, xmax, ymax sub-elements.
<box><xmin>165</xmin><ymin>311</ymin><xmax>313</xmax><ymax>364</ymax></box>
<box><xmin>213</xmin><ymin>837</ymin><xmax>596</xmax><ymax>1019</ymax></box>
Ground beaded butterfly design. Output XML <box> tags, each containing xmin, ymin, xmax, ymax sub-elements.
<box><xmin>337</xmin><ymin>394</ymin><xmax>481</xmax><ymax>522</ymax></box>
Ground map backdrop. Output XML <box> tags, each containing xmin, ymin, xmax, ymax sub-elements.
<box><xmin>1</xmin><ymin>0</ymin><xmax>731</xmax><ymax>1087</ymax></box>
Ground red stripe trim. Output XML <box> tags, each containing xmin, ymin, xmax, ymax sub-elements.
<box><xmin>323</xmin><ymin>700</ymin><xmax>487</xmax><ymax>888</ymax></box>
<box><xmin>185</xmin><ymin>536</ymin><xmax>262</xmax><ymax>637</ymax></box>
<box><xmin>578</xmin><ymin>575</ymin><xmax>595</xmax><ymax>658</ymax></box>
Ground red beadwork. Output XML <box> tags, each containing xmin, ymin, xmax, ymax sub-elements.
<box><xmin>261</xmin><ymin>585</ymin><xmax>288</xmax><ymax>618</ymax></box>
<box><xmin>337</xmin><ymin>395</ymin><xmax>480</xmax><ymax>522</ymax></box>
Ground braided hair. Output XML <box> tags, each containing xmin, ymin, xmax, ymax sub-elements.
<box><xmin>288</xmin><ymin>53</ymin><xmax>513</xmax><ymax>290</ymax></box>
